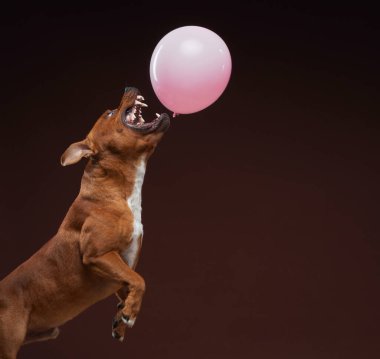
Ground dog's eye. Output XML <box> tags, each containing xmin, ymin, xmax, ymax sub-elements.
<box><xmin>107</xmin><ymin>110</ymin><xmax>115</xmax><ymax>118</ymax></box>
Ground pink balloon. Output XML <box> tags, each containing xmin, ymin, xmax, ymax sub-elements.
<box><xmin>150</xmin><ymin>26</ymin><xmax>232</xmax><ymax>115</ymax></box>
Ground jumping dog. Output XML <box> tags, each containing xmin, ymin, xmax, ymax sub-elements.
<box><xmin>0</xmin><ymin>87</ymin><xmax>170</xmax><ymax>358</ymax></box>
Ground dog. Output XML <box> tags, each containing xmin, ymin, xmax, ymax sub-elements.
<box><xmin>0</xmin><ymin>86</ymin><xmax>170</xmax><ymax>358</ymax></box>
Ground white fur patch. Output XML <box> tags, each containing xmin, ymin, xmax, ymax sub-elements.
<box><xmin>123</xmin><ymin>158</ymin><xmax>146</xmax><ymax>268</ymax></box>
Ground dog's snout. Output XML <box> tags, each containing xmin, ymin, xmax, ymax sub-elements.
<box><xmin>124</xmin><ymin>86</ymin><xmax>140</xmax><ymax>96</ymax></box>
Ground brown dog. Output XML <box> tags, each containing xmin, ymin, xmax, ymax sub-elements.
<box><xmin>0</xmin><ymin>86</ymin><xmax>170</xmax><ymax>358</ymax></box>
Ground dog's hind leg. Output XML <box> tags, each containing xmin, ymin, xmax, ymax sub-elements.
<box><xmin>23</xmin><ymin>328</ymin><xmax>60</xmax><ymax>346</ymax></box>
<box><xmin>0</xmin><ymin>303</ymin><xmax>28</xmax><ymax>359</ymax></box>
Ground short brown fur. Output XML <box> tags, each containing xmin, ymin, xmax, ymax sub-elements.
<box><xmin>0</xmin><ymin>87</ymin><xmax>169</xmax><ymax>358</ymax></box>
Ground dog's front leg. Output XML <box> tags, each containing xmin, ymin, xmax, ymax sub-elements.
<box><xmin>83</xmin><ymin>251</ymin><xmax>145</xmax><ymax>338</ymax></box>
<box><xmin>112</xmin><ymin>287</ymin><xmax>130</xmax><ymax>341</ymax></box>
<box><xmin>116</xmin><ymin>286</ymin><xmax>129</xmax><ymax>306</ymax></box>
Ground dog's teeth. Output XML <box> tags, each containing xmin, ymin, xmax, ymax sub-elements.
<box><xmin>135</xmin><ymin>100</ymin><xmax>148</xmax><ymax>107</ymax></box>
<box><xmin>131</xmin><ymin>113</ymin><xmax>136</xmax><ymax>123</ymax></box>
<box><xmin>156</xmin><ymin>113</ymin><xmax>160</xmax><ymax>117</ymax></box>
<box><xmin>126</xmin><ymin>113</ymin><xmax>135</xmax><ymax>123</ymax></box>
<box><xmin>137</xmin><ymin>95</ymin><xmax>145</xmax><ymax>101</ymax></box>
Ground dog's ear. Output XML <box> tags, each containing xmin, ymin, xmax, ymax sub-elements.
<box><xmin>61</xmin><ymin>139</ymin><xmax>95</xmax><ymax>166</ymax></box>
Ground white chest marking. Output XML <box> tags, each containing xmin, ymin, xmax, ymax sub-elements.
<box><xmin>123</xmin><ymin>159</ymin><xmax>146</xmax><ymax>268</ymax></box>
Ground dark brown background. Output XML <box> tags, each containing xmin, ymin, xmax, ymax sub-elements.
<box><xmin>0</xmin><ymin>1</ymin><xmax>379</xmax><ymax>358</ymax></box>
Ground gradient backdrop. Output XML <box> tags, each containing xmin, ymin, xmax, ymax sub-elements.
<box><xmin>0</xmin><ymin>2</ymin><xmax>379</xmax><ymax>358</ymax></box>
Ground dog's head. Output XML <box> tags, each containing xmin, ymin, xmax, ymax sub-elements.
<box><xmin>61</xmin><ymin>87</ymin><xmax>170</xmax><ymax>166</ymax></box>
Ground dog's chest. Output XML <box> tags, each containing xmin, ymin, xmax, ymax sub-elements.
<box><xmin>122</xmin><ymin>159</ymin><xmax>146</xmax><ymax>268</ymax></box>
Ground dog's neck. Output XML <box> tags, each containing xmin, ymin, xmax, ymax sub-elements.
<box><xmin>79</xmin><ymin>154</ymin><xmax>148</xmax><ymax>203</ymax></box>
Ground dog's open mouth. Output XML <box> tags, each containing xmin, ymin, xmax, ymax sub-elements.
<box><xmin>122</xmin><ymin>95</ymin><xmax>170</xmax><ymax>134</ymax></box>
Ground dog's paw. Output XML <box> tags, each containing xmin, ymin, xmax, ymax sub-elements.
<box><xmin>112</xmin><ymin>330</ymin><xmax>124</xmax><ymax>342</ymax></box>
<box><xmin>117</xmin><ymin>301</ymin><xmax>125</xmax><ymax>311</ymax></box>
<box><xmin>121</xmin><ymin>314</ymin><xmax>136</xmax><ymax>328</ymax></box>
<box><xmin>112</xmin><ymin>317</ymin><xmax>126</xmax><ymax>342</ymax></box>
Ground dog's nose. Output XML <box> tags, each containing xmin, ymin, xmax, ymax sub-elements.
<box><xmin>124</xmin><ymin>86</ymin><xmax>140</xmax><ymax>96</ymax></box>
